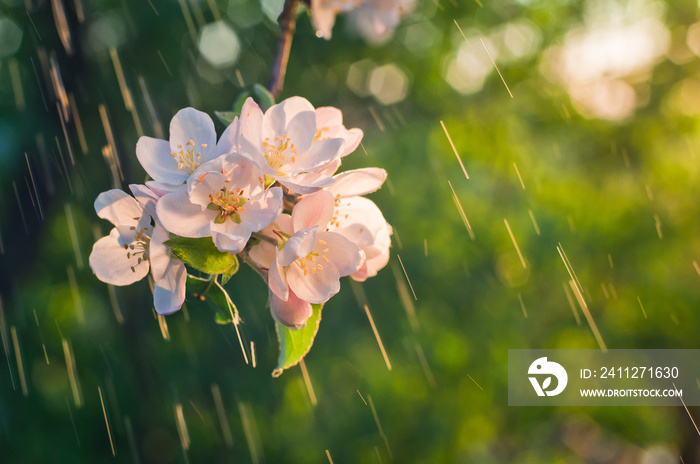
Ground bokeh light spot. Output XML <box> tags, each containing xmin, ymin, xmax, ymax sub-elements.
<box><xmin>198</xmin><ymin>21</ymin><xmax>240</xmax><ymax>68</ymax></box>
<box><xmin>369</xmin><ymin>63</ymin><xmax>410</xmax><ymax>105</ymax></box>
<box><xmin>0</xmin><ymin>17</ymin><xmax>23</xmax><ymax>57</ymax></box>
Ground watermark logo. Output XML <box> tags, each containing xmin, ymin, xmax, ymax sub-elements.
<box><xmin>528</xmin><ymin>357</ymin><xmax>568</xmax><ymax>396</ymax></box>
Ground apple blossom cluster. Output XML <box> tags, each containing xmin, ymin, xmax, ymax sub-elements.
<box><xmin>89</xmin><ymin>96</ymin><xmax>391</xmax><ymax>330</ymax></box>
<box><xmin>310</xmin><ymin>0</ymin><xmax>414</xmax><ymax>41</ymax></box>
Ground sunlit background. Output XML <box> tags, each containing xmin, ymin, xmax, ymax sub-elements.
<box><xmin>1</xmin><ymin>0</ymin><xmax>700</xmax><ymax>462</ymax></box>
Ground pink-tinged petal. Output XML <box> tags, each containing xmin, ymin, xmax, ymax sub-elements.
<box><xmin>145</xmin><ymin>180</ymin><xmax>186</xmax><ymax>196</ymax></box>
<box><xmin>89</xmin><ymin>230</ymin><xmax>149</xmax><ymax>286</ymax></box>
<box><xmin>279</xmin><ymin>227</ymin><xmax>317</xmax><ymax>266</ymax></box>
<box><xmin>270</xmin><ymin>289</ymin><xmax>312</xmax><ymax>329</ymax></box>
<box><xmin>315</xmin><ymin>107</ymin><xmax>343</xmax><ymax>128</ymax></box>
<box><xmin>270</xmin><ymin>213</ymin><xmax>294</xmax><ymax>235</ymax></box>
<box><xmin>315</xmin><ymin>157</ymin><xmax>341</xmax><ymax>177</ymax></box>
<box><xmin>211</xmin><ymin>116</ymin><xmax>241</xmax><ymax>158</ymax></box>
<box><xmin>149</xmin><ymin>223</ymin><xmax>173</xmax><ymax>281</ymax></box>
<box><xmin>240</xmin><ymin>186</ymin><xmax>283</xmax><ymax>232</ymax></box>
<box><xmin>292</xmin><ymin>190</ymin><xmax>334</xmax><ymax>231</ymax></box>
<box><xmin>248</xmin><ymin>240</ymin><xmax>276</xmax><ymax>269</ymax></box>
<box><xmin>315</xmin><ymin>231</ymin><xmax>364</xmax><ymax>276</ymax></box>
<box><xmin>351</xmin><ymin>247</ymin><xmax>390</xmax><ymax>281</ymax></box>
<box><xmin>339</xmin><ymin>128</ymin><xmax>363</xmax><ymax>157</ymax></box>
<box><xmin>153</xmin><ymin>259</ymin><xmax>187</xmax><ymax>315</ymax></box>
<box><xmin>279</xmin><ymin>172</ymin><xmax>335</xmax><ymax>195</ymax></box>
<box><xmin>269</xmin><ymin>252</ymin><xmax>289</xmax><ymax>300</ymax></box>
<box><xmin>310</xmin><ymin>0</ymin><xmax>337</xmax><ymax>39</ymax></box>
<box><xmin>331</xmin><ymin>196</ymin><xmax>388</xmax><ymax>246</ymax></box>
<box><xmin>156</xmin><ymin>191</ymin><xmax>215</xmax><ymax>237</ymax></box>
<box><xmin>286</xmin><ymin>257</ymin><xmax>340</xmax><ymax>304</ymax></box>
<box><xmin>350</xmin><ymin>262</ymin><xmax>370</xmax><ymax>282</ymax></box>
<box><xmin>329</xmin><ymin>168</ymin><xmax>387</xmax><ymax>197</ymax></box>
<box><xmin>95</xmin><ymin>190</ymin><xmax>144</xmax><ymax>228</ymax></box>
<box><xmin>211</xmin><ymin>231</ymin><xmax>248</xmax><ymax>254</ymax></box>
<box><xmin>169</xmin><ymin>107</ymin><xmax>217</xmax><ymax>163</ymax></box>
<box><xmin>293</xmin><ymin>138</ymin><xmax>344</xmax><ymax>173</ymax></box>
<box><xmin>239</xmin><ymin>98</ymin><xmax>264</xmax><ymax>143</ymax></box>
<box><xmin>136</xmin><ymin>136</ymin><xmax>186</xmax><ymax>184</ymax></box>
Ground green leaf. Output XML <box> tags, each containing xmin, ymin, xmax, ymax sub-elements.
<box><xmin>221</xmin><ymin>256</ymin><xmax>239</xmax><ymax>285</ymax></box>
<box><xmin>233</xmin><ymin>91</ymin><xmax>251</xmax><ymax>114</ymax></box>
<box><xmin>165</xmin><ymin>236</ymin><xmax>237</xmax><ymax>275</ymax></box>
<box><xmin>186</xmin><ymin>275</ymin><xmax>239</xmax><ymax>325</ymax></box>
<box><xmin>215</xmin><ymin>111</ymin><xmax>237</xmax><ymax>126</ymax></box>
<box><xmin>272</xmin><ymin>304</ymin><xmax>323</xmax><ymax>378</ymax></box>
<box><xmin>253</xmin><ymin>83</ymin><xmax>275</xmax><ymax>111</ymax></box>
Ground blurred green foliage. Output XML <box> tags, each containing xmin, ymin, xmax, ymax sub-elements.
<box><xmin>1</xmin><ymin>0</ymin><xmax>699</xmax><ymax>462</ymax></box>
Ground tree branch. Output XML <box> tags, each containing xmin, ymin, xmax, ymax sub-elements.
<box><xmin>267</xmin><ymin>0</ymin><xmax>300</xmax><ymax>98</ymax></box>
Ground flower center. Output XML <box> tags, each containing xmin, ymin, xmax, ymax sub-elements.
<box><xmin>262</xmin><ymin>134</ymin><xmax>298</xmax><ymax>176</ymax></box>
<box><xmin>208</xmin><ymin>186</ymin><xmax>247</xmax><ymax>224</ymax></box>
<box><xmin>171</xmin><ymin>139</ymin><xmax>207</xmax><ymax>174</ymax></box>
<box><xmin>294</xmin><ymin>239</ymin><xmax>330</xmax><ymax>276</ymax></box>
<box><xmin>313</xmin><ymin>127</ymin><xmax>330</xmax><ymax>141</ymax></box>
<box><xmin>124</xmin><ymin>224</ymin><xmax>151</xmax><ymax>272</ymax></box>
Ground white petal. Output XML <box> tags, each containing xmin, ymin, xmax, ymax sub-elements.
<box><xmin>316</xmin><ymin>231</ymin><xmax>364</xmax><ymax>276</ymax></box>
<box><xmin>270</xmin><ymin>289</ymin><xmax>312</xmax><ymax>329</ymax></box>
<box><xmin>153</xmin><ymin>260</ymin><xmax>187</xmax><ymax>315</ymax></box>
<box><xmin>314</xmin><ymin>158</ymin><xmax>342</xmax><ymax>177</ymax></box>
<box><xmin>279</xmin><ymin>172</ymin><xmax>335</xmax><ymax>195</ymax></box>
<box><xmin>136</xmin><ymin>136</ymin><xmax>186</xmax><ymax>184</ymax></box>
<box><xmin>292</xmin><ymin>190</ymin><xmax>334</xmax><ymax>231</ymax></box>
<box><xmin>329</xmin><ymin>168</ymin><xmax>387</xmax><ymax>197</ymax></box>
<box><xmin>239</xmin><ymin>136</ymin><xmax>276</xmax><ymax>176</ymax></box>
<box><xmin>89</xmin><ymin>230</ymin><xmax>149</xmax><ymax>286</ymax></box>
<box><xmin>269</xmin><ymin>252</ymin><xmax>289</xmax><ymax>300</ymax></box>
<box><xmin>145</xmin><ymin>180</ymin><xmax>186</xmax><ymax>197</ymax></box>
<box><xmin>279</xmin><ymin>227</ymin><xmax>317</xmax><ymax>266</ymax></box>
<box><xmin>95</xmin><ymin>190</ymin><xmax>145</xmax><ymax>228</ymax></box>
<box><xmin>239</xmin><ymin>98</ymin><xmax>264</xmax><ymax>143</ymax></box>
<box><xmin>211</xmin><ymin>116</ymin><xmax>241</xmax><ymax>159</ymax></box>
<box><xmin>211</xmin><ymin>230</ymin><xmax>248</xmax><ymax>254</ymax></box>
<box><xmin>156</xmin><ymin>191</ymin><xmax>215</xmax><ymax>237</ymax></box>
<box><xmin>169</xmin><ymin>107</ymin><xmax>217</xmax><ymax>163</ymax></box>
<box><xmin>149</xmin><ymin>223</ymin><xmax>174</xmax><ymax>281</ymax></box>
<box><xmin>263</xmin><ymin>97</ymin><xmax>316</xmax><ymax>142</ymax></box>
<box><xmin>286</xmin><ymin>257</ymin><xmax>340</xmax><ymax>304</ymax></box>
<box><xmin>293</xmin><ymin>138</ymin><xmax>344</xmax><ymax>173</ymax></box>
<box><xmin>241</xmin><ymin>186</ymin><xmax>283</xmax><ymax>232</ymax></box>
<box><xmin>281</xmin><ymin>110</ymin><xmax>316</xmax><ymax>157</ymax></box>
<box><xmin>129</xmin><ymin>184</ymin><xmax>158</xmax><ymax>218</ymax></box>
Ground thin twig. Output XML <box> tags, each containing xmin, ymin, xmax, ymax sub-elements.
<box><xmin>267</xmin><ymin>0</ymin><xmax>300</xmax><ymax>98</ymax></box>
